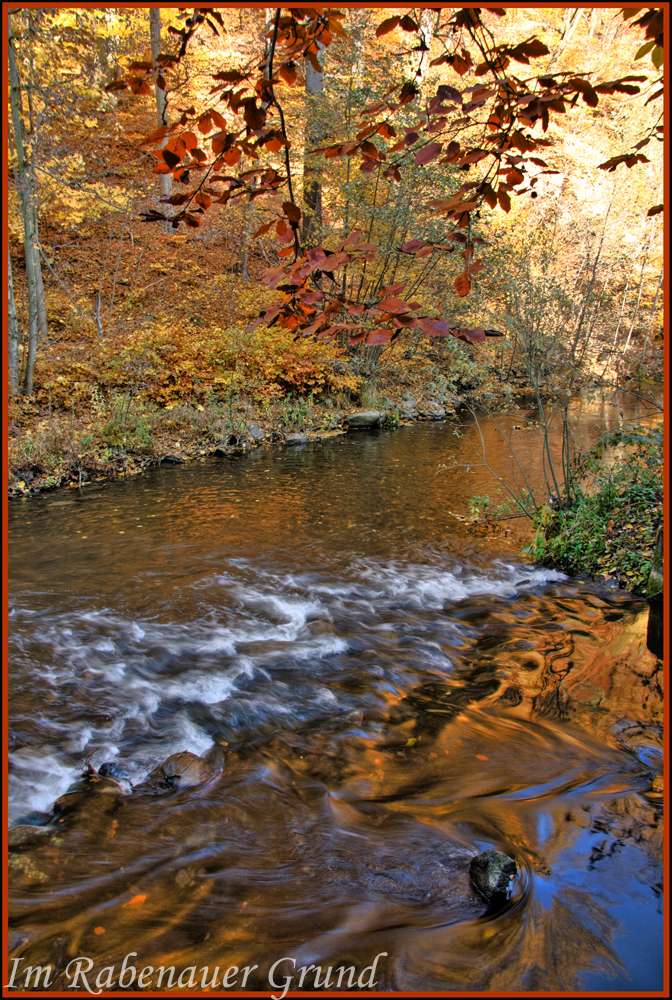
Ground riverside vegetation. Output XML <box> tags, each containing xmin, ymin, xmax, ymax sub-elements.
<box><xmin>8</xmin><ymin>7</ymin><xmax>664</xmax><ymax>596</ymax></box>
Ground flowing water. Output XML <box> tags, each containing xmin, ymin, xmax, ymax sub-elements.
<box><xmin>8</xmin><ymin>396</ymin><xmax>663</xmax><ymax>992</ymax></box>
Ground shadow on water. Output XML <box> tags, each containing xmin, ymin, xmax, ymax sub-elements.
<box><xmin>8</xmin><ymin>394</ymin><xmax>663</xmax><ymax>991</ymax></box>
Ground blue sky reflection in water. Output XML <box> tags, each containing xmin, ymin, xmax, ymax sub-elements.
<box><xmin>8</xmin><ymin>407</ymin><xmax>663</xmax><ymax>991</ymax></box>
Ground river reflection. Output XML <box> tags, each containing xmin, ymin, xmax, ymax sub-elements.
<box><xmin>8</xmin><ymin>395</ymin><xmax>663</xmax><ymax>991</ymax></box>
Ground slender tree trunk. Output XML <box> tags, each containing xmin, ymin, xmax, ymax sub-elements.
<box><xmin>547</xmin><ymin>8</ymin><xmax>583</xmax><ymax>72</ymax></box>
<box><xmin>8</xmin><ymin>10</ymin><xmax>41</xmax><ymax>394</ymax></box>
<box><xmin>239</xmin><ymin>9</ymin><xmax>274</xmax><ymax>278</ymax></box>
<box><xmin>31</xmin><ymin>177</ymin><xmax>49</xmax><ymax>340</ymax></box>
<box><xmin>570</xmin><ymin>199</ymin><xmax>612</xmax><ymax>361</ymax></box>
<box><xmin>640</xmin><ymin>266</ymin><xmax>663</xmax><ymax>361</ymax></box>
<box><xmin>622</xmin><ymin>218</ymin><xmax>656</xmax><ymax>357</ymax></box>
<box><xmin>150</xmin><ymin>9</ymin><xmax>173</xmax><ymax>216</ymax></box>
<box><xmin>414</xmin><ymin>9</ymin><xmax>435</xmax><ymax>87</ymax></box>
<box><xmin>8</xmin><ymin>247</ymin><xmax>21</xmax><ymax>395</ymax></box>
<box><xmin>302</xmin><ymin>41</ymin><xmax>325</xmax><ymax>246</ymax></box>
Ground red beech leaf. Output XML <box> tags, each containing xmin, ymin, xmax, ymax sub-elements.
<box><xmin>320</xmin><ymin>252</ymin><xmax>351</xmax><ymax>271</ymax></box>
<box><xmin>454</xmin><ymin>272</ymin><xmax>471</xmax><ymax>297</ymax></box>
<box><xmin>376</xmin><ymin>16</ymin><xmax>400</xmax><ymax>37</ymax></box>
<box><xmin>401</xmin><ymin>239</ymin><xmax>427</xmax><ymax>253</ymax></box>
<box><xmin>254</xmin><ymin>221</ymin><xmax>275</xmax><ymax>237</ymax></box>
<box><xmin>498</xmin><ymin>189</ymin><xmax>511</xmax><ymax>213</ymax></box>
<box><xmin>378</xmin><ymin>297</ymin><xmax>409</xmax><ymax>313</ymax></box>
<box><xmin>283</xmin><ymin>201</ymin><xmax>302</xmax><ymax>223</ymax></box>
<box><xmin>418</xmin><ymin>317</ymin><xmax>450</xmax><ymax>337</ymax></box>
<box><xmin>457</xmin><ymin>327</ymin><xmax>486</xmax><ymax>342</ymax></box>
<box><xmin>414</xmin><ymin>142</ymin><xmax>443</xmax><ymax>166</ymax></box>
<box><xmin>161</xmin><ymin>149</ymin><xmax>182</xmax><ymax>169</ymax></box>
<box><xmin>366</xmin><ymin>329</ymin><xmax>395</xmax><ymax>345</ymax></box>
<box><xmin>224</xmin><ymin>147</ymin><xmax>242</xmax><ymax>166</ymax></box>
<box><xmin>279</xmin><ymin>62</ymin><xmax>297</xmax><ymax>85</ymax></box>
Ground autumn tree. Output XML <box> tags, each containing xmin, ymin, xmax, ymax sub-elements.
<box><xmin>108</xmin><ymin>6</ymin><xmax>662</xmax><ymax>365</ymax></box>
<box><xmin>8</xmin><ymin>8</ymin><xmax>48</xmax><ymax>394</ymax></box>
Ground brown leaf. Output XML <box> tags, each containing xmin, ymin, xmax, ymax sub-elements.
<box><xmin>414</xmin><ymin>142</ymin><xmax>443</xmax><ymax>166</ymax></box>
<box><xmin>498</xmin><ymin>189</ymin><xmax>511</xmax><ymax>213</ymax></box>
<box><xmin>283</xmin><ymin>201</ymin><xmax>302</xmax><ymax>224</ymax></box>
<box><xmin>378</xmin><ymin>297</ymin><xmax>409</xmax><ymax>312</ymax></box>
<box><xmin>279</xmin><ymin>62</ymin><xmax>298</xmax><ymax>85</ymax></box>
<box><xmin>376</xmin><ymin>16</ymin><xmax>400</xmax><ymax>37</ymax></box>
<box><xmin>320</xmin><ymin>252</ymin><xmax>351</xmax><ymax>272</ymax></box>
<box><xmin>647</xmin><ymin>204</ymin><xmax>663</xmax><ymax>217</ymax></box>
<box><xmin>454</xmin><ymin>272</ymin><xmax>471</xmax><ymax>297</ymax></box>
<box><xmin>381</xmin><ymin>282</ymin><xmax>406</xmax><ymax>296</ymax></box>
<box><xmin>365</xmin><ymin>329</ymin><xmax>396</xmax><ymax>345</ymax></box>
<box><xmin>418</xmin><ymin>317</ymin><xmax>450</xmax><ymax>337</ymax></box>
<box><xmin>457</xmin><ymin>327</ymin><xmax>486</xmax><ymax>343</ymax></box>
<box><xmin>198</xmin><ymin>114</ymin><xmax>212</xmax><ymax>134</ymax></box>
<box><xmin>401</xmin><ymin>239</ymin><xmax>427</xmax><ymax>253</ymax></box>
<box><xmin>161</xmin><ymin>150</ymin><xmax>182</xmax><ymax>169</ymax></box>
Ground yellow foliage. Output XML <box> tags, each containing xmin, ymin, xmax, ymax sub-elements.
<box><xmin>34</xmin><ymin>322</ymin><xmax>360</xmax><ymax>409</ymax></box>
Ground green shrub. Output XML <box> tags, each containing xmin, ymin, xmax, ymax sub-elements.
<box><xmin>526</xmin><ymin>424</ymin><xmax>663</xmax><ymax>593</ymax></box>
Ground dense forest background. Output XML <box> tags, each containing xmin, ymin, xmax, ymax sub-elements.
<box><xmin>7</xmin><ymin>6</ymin><xmax>664</xmax><ymax>492</ymax></box>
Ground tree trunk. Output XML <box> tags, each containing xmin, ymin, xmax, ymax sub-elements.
<box><xmin>150</xmin><ymin>8</ymin><xmax>173</xmax><ymax>214</ymax></box>
<box><xmin>8</xmin><ymin>247</ymin><xmax>21</xmax><ymax>395</ymax></box>
<box><xmin>302</xmin><ymin>41</ymin><xmax>325</xmax><ymax>246</ymax></box>
<box><xmin>640</xmin><ymin>265</ymin><xmax>663</xmax><ymax>361</ymax></box>
<box><xmin>8</xmin><ymin>9</ymin><xmax>41</xmax><ymax>394</ymax></box>
<box><xmin>414</xmin><ymin>9</ymin><xmax>435</xmax><ymax>88</ymax></box>
<box><xmin>547</xmin><ymin>9</ymin><xmax>583</xmax><ymax>72</ymax></box>
<box><xmin>31</xmin><ymin>182</ymin><xmax>49</xmax><ymax>341</ymax></box>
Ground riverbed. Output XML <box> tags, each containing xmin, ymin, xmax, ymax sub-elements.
<box><xmin>8</xmin><ymin>400</ymin><xmax>663</xmax><ymax>991</ymax></box>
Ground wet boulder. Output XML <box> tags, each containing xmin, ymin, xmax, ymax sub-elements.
<box><xmin>146</xmin><ymin>748</ymin><xmax>225</xmax><ymax>791</ymax></box>
<box><xmin>347</xmin><ymin>410</ymin><xmax>381</xmax><ymax>429</ymax></box>
<box><xmin>247</xmin><ymin>423</ymin><xmax>264</xmax><ymax>443</ymax></box>
<box><xmin>9</xmin><ymin>825</ymin><xmax>59</xmax><ymax>850</ymax></box>
<box><xmin>396</xmin><ymin>399</ymin><xmax>418</xmax><ymax>420</ymax></box>
<box><xmin>418</xmin><ymin>400</ymin><xmax>446</xmax><ymax>421</ymax></box>
<box><xmin>52</xmin><ymin>772</ymin><xmax>125</xmax><ymax>822</ymax></box>
<box><xmin>285</xmin><ymin>433</ymin><xmax>309</xmax><ymax>446</ymax></box>
<box><xmin>469</xmin><ymin>849</ymin><xmax>517</xmax><ymax>903</ymax></box>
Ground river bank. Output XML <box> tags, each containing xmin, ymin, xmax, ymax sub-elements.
<box><xmin>8</xmin><ymin>376</ymin><xmax>663</xmax><ymax>598</ymax></box>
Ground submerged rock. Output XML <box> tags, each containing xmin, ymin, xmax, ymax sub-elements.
<box><xmin>9</xmin><ymin>825</ymin><xmax>59</xmax><ymax>850</ymax></box>
<box><xmin>146</xmin><ymin>748</ymin><xmax>225</xmax><ymax>791</ymax></box>
<box><xmin>469</xmin><ymin>849</ymin><xmax>517</xmax><ymax>902</ymax></box>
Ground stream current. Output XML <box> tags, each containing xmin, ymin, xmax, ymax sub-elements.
<box><xmin>8</xmin><ymin>403</ymin><xmax>664</xmax><ymax>991</ymax></box>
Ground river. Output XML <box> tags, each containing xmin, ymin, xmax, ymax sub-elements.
<box><xmin>8</xmin><ymin>395</ymin><xmax>663</xmax><ymax>992</ymax></box>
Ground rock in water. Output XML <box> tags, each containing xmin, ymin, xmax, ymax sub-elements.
<box><xmin>469</xmin><ymin>849</ymin><xmax>517</xmax><ymax>902</ymax></box>
<box><xmin>346</xmin><ymin>410</ymin><xmax>381</xmax><ymax>429</ymax></box>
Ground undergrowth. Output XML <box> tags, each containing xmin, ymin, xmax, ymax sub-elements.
<box><xmin>526</xmin><ymin>424</ymin><xmax>663</xmax><ymax>594</ymax></box>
